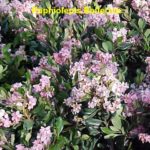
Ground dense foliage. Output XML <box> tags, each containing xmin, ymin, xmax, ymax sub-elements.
<box><xmin>0</xmin><ymin>0</ymin><xmax>150</xmax><ymax>149</ymax></box>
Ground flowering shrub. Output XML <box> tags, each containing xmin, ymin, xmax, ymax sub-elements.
<box><xmin>64</xmin><ymin>51</ymin><xmax>128</xmax><ymax>115</ymax></box>
<box><xmin>0</xmin><ymin>0</ymin><xmax>150</xmax><ymax>149</ymax></box>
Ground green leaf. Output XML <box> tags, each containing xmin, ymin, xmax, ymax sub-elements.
<box><xmin>0</xmin><ymin>65</ymin><xmax>7</xmax><ymax>80</ymax></box>
<box><xmin>0</xmin><ymin>65</ymin><xmax>3</xmax><ymax>74</ymax></box>
<box><xmin>72</xmin><ymin>71</ymin><xmax>78</xmax><ymax>85</ymax></box>
<box><xmin>102</xmin><ymin>41</ymin><xmax>113</xmax><ymax>51</ymax></box>
<box><xmin>45</xmin><ymin>0</ymin><xmax>51</xmax><ymax>8</ymax></box>
<box><xmin>83</xmin><ymin>108</ymin><xmax>98</xmax><ymax>119</ymax></box>
<box><xmin>81</xmin><ymin>134</ymin><xmax>90</xmax><ymax>140</ymax></box>
<box><xmin>25</xmin><ymin>133</ymin><xmax>31</xmax><ymax>143</ymax></box>
<box><xmin>23</xmin><ymin>12</ymin><xmax>36</xmax><ymax>22</ymax></box>
<box><xmin>85</xmin><ymin>118</ymin><xmax>101</xmax><ymax>126</ymax></box>
<box><xmin>144</xmin><ymin>29</ymin><xmax>150</xmax><ymax>38</ymax></box>
<box><xmin>83</xmin><ymin>108</ymin><xmax>97</xmax><ymax>115</ymax></box>
<box><xmin>88</xmin><ymin>127</ymin><xmax>100</xmax><ymax>136</ymax></box>
<box><xmin>23</xmin><ymin>120</ymin><xmax>33</xmax><ymax>131</ymax></box>
<box><xmin>49</xmin><ymin>136</ymin><xmax>68</xmax><ymax>150</ymax></box>
<box><xmin>11</xmin><ymin>134</ymin><xmax>15</xmax><ymax>145</ymax></box>
<box><xmin>104</xmin><ymin>133</ymin><xmax>120</xmax><ymax>139</ymax></box>
<box><xmin>134</xmin><ymin>69</ymin><xmax>145</xmax><ymax>85</ymax></box>
<box><xmin>138</xmin><ymin>19</ymin><xmax>146</xmax><ymax>30</ymax></box>
<box><xmin>95</xmin><ymin>27</ymin><xmax>105</xmax><ymax>38</ymax></box>
<box><xmin>111</xmin><ymin>115</ymin><xmax>122</xmax><ymax>130</ymax></box>
<box><xmin>55</xmin><ymin>117</ymin><xmax>64</xmax><ymax>137</ymax></box>
<box><xmin>73</xmin><ymin>145</ymin><xmax>79</xmax><ymax>150</ymax></box>
<box><xmin>2</xmin><ymin>44</ymin><xmax>11</xmax><ymax>62</ymax></box>
<box><xmin>119</xmin><ymin>43</ymin><xmax>132</xmax><ymax>50</ymax></box>
<box><xmin>110</xmin><ymin>126</ymin><xmax>119</xmax><ymax>132</ymax></box>
<box><xmin>101</xmin><ymin>127</ymin><xmax>115</xmax><ymax>134</ymax></box>
<box><xmin>56</xmin><ymin>91</ymin><xmax>68</xmax><ymax>102</ymax></box>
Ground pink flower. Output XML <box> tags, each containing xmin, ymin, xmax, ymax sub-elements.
<box><xmin>141</xmin><ymin>88</ymin><xmax>150</xmax><ymax>104</ymax></box>
<box><xmin>146</xmin><ymin>57</ymin><xmax>150</xmax><ymax>74</ymax></box>
<box><xmin>2</xmin><ymin>114</ymin><xmax>12</xmax><ymax>128</ymax></box>
<box><xmin>39</xmin><ymin>57</ymin><xmax>48</xmax><ymax>67</ymax></box>
<box><xmin>36</xmin><ymin>16</ymin><xmax>53</xmax><ymax>32</ymax></box>
<box><xmin>81</xmin><ymin>53</ymin><xmax>92</xmax><ymax>64</ymax></box>
<box><xmin>86</xmin><ymin>14</ymin><xmax>108</xmax><ymax>27</ymax></box>
<box><xmin>76</xmin><ymin>0</ymin><xmax>92</xmax><ymax>8</ymax></box>
<box><xmin>9</xmin><ymin>0</ymin><xmax>37</xmax><ymax>20</ymax></box>
<box><xmin>0</xmin><ymin>0</ymin><xmax>11</xmax><ymax>14</ymax></box>
<box><xmin>40</xmin><ymin>75</ymin><xmax>50</xmax><ymax>89</ymax></box>
<box><xmin>112</xmin><ymin>28</ymin><xmax>127</xmax><ymax>42</ymax></box>
<box><xmin>53</xmin><ymin>48</ymin><xmax>71</xmax><ymax>65</ymax></box>
<box><xmin>10</xmin><ymin>83</ymin><xmax>22</xmax><ymax>92</ymax></box>
<box><xmin>0</xmin><ymin>109</ymin><xmax>5</xmax><ymax>118</ymax></box>
<box><xmin>33</xmin><ymin>75</ymin><xmax>53</xmax><ymax>99</ymax></box>
<box><xmin>11</xmin><ymin>111</ymin><xmax>22</xmax><ymax>124</ymax></box>
<box><xmin>88</xmin><ymin>97</ymin><xmax>101</xmax><ymax>108</ymax></box>
<box><xmin>16</xmin><ymin>126</ymin><xmax>52</xmax><ymax>150</ymax></box>
<box><xmin>61</xmin><ymin>14</ymin><xmax>80</xmax><ymax>24</ymax></box>
<box><xmin>37</xmin><ymin>126</ymin><xmax>52</xmax><ymax>145</ymax></box>
<box><xmin>70</xmin><ymin>61</ymin><xmax>86</xmax><ymax>77</ymax></box>
<box><xmin>54</xmin><ymin>0</ymin><xmax>73</xmax><ymax>7</ymax></box>
<box><xmin>36</xmin><ymin>34</ymin><xmax>46</xmax><ymax>42</ymax></box>
<box><xmin>40</xmin><ymin>91</ymin><xmax>53</xmax><ymax>99</ymax></box>
<box><xmin>113</xmin><ymin>0</ymin><xmax>124</xmax><ymax>5</ymax></box>
<box><xmin>123</xmin><ymin>92</ymin><xmax>138</xmax><ymax>104</ymax></box>
<box><xmin>0</xmin><ymin>109</ymin><xmax>12</xmax><ymax>127</ymax></box>
<box><xmin>26</xmin><ymin>93</ymin><xmax>37</xmax><ymax>110</ymax></box>
<box><xmin>91</xmin><ymin>64</ymin><xmax>101</xmax><ymax>73</ymax></box>
<box><xmin>16</xmin><ymin>144</ymin><xmax>27</xmax><ymax>150</ymax></box>
<box><xmin>129</xmin><ymin>126</ymin><xmax>145</xmax><ymax>136</ymax></box>
<box><xmin>139</xmin><ymin>133</ymin><xmax>150</xmax><ymax>143</ymax></box>
<box><xmin>32</xmin><ymin>140</ymin><xmax>44</xmax><ymax>150</ymax></box>
<box><xmin>131</xmin><ymin>0</ymin><xmax>150</xmax><ymax>24</ymax></box>
<box><xmin>128</xmin><ymin>35</ymin><xmax>141</xmax><ymax>45</ymax></box>
<box><xmin>108</xmin><ymin>14</ymin><xmax>120</xmax><ymax>23</ymax></box>
<box><xmin>53</xmin><ymin>53</ymin><xmax>64</xmax><ymax>65</ymax></box>
<box><xmin>33</xmin><ymin>84</ymin><xmax>42</xmax><ymax>92</ymax></box>
<box><xmin>30</xmin><ymin>67</ymin><xmax>41</xmax><ymax>81</ymax></box>
<box><xmin>8</xmin><ymin>91</ymin><xmax>22</xmax><ymax>104</ymax></box>
<box><xmin>71</xmin><ymin>103</ymin><xmax>82</xmax><ymax>114</ymax></box>
<box><xmin>95</xmin><ymin>51</ymin><xmax>112</xmax><ymax>64</ymax></box>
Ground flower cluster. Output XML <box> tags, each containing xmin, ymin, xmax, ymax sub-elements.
<box><xmin>85</xmin><ymin>14</ymin><xmax>108</xmax><ymax>27</ymax></box>
<box><xmin>9</xmin><ymin>0</ymin><xmax>37</xmax><ymax>20</ymax></box>
<box><xmin>146</xmin><ymin>57</ymin><xmax>150</xmax><ymax>74</ymax></box>
<box><xmin>131</xmin><ymin>0</ymin><xmax>150</xmax><ymax>24</ymax></box>
<box><xmin>61</xmin><ymin>14</ymin><xmax>81</xmax><ymax>24</ymax></box>
<box><xmin>16</xmin><ymin>126</ymin><xmax>52</xmax><ymax>150</ymax></box>
<box><xmin>112</xmin><ymin>28</ymin><xmax>128</xmax><ymax>42</ymax></box>
<box><xmin>53</xmin><ymin>38</ymin><xmax>81</xmax><ymax>65</ymax></box>
<box><xmin>65</xmin><ymin>51</ymin><xmax>128</xmax><ymax>114</ymax></box>
<box><xmin>122</xmin><ymin>92</ymin><xmax>138</xmax><ymax>116</ymax></box>
<box><xmin>35</xmin><ymin>16</ymin><xmax>53</xmax><ymax>42</ymax></box>
<box><xmin>0</xmin><ymin>109</ymin><xmax>22</xmax><ymax>127</ymax></box>
<box><xmin>30</xmin><ymin>57</ymin><xmax>58</xmax><ymax>83</ymax></box>
<box><xmin>0</xmin><ymin>0</ymin><xmax>11</xmax><ymax>14</ymax></box>
<box><xmin>113</xmin><ymin>0</ymin><xmax>124</xmax><ymax>5</ymax></box>
<box><xmin>139</xmin><ymin>133</ymin><xmax>150</xmax><ymax>143</ymax></box>
<box><xmin>123</xmin><ymin>57</ymin><xmax>150</xmax><ymax>116</ymax></box>
<box><xmin>75</xmin><ymin>0</ymin><xmax>92</xmax><ymax>8</ymax></box>
<box><xmin>54</xmin><ymin>0</ymin><xmax>73</xmax><ymax>8</ymax></box>
<box><xmin>129</xmin><ymin>125</ymin><xmax>145</xmax><ymax>137</ymax></box>
<box><xmin>123</xmin><ymin>83</ymin><xmax>150</xmax><ymax>116</ymax></box>
<box><xmin>33</xmin><ymin>75</ymin><xmax>54</xmax><ymax>99</ymax></box>
<box><xmin>127</xmin><ymin>35</ymin><xmax>141</xmax><ymax>45</ymax></box>
<box><xmin>8</xmin><ymin>83</ymin><xmax>37</xmax><ymax>110</ymax></box>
